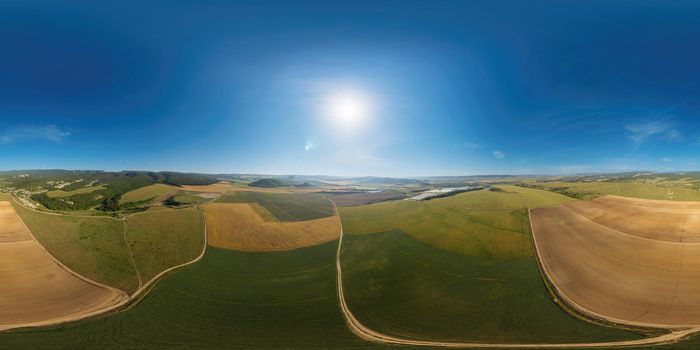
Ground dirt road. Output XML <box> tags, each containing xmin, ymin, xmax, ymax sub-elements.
<box><xmin>0</xmin><ymin>204</ymin><xmax>209</xmax><ymax>333</ymax></box>
<box><xmin>332</xmin><ymin>201</ymin><xmax>700</xmax><ymax>348</ymax></box>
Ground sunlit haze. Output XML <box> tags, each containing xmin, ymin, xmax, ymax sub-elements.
<box><xmin>323</xmin><ymin>90</ymin><xmax>373</xmax><ymax>131</ymax></box>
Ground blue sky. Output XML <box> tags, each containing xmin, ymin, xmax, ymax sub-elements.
<box><xmin>2</xmin><ymin>0</ymin><xmax>700</xmax><ymax>176</ymax></box>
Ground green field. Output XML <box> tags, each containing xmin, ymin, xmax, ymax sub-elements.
<box><xmin>46</xmin><ymin>185</ymin><xmax>107</xmax><ymax>198</ymax></box>
<box><xmin>341</xmin><ymin>230</ymin><xmax>640</xmax><ymax>343</ymax></box>
<box><xmin>7</xmin><ymin>189</ymin><xmax>700</xmax><ymax>349</ymax></box>
<box><xmin>171</xmin><ymin>192</ymin><xmax>214</xmax><ymax>205</ymax></box>
<box><xmin>120</xmin><ymin>183</ymin><xmax>178</xmax><ymax>204</ymax></box>
<box><xmin>0</xmin><ymin>228</ymin><xmax>679</xmax><ymax>350</ymax></box>
<box><xmin>339</xmin><ymin>185</ymin><xmax>574</xmax><ymax>258</ymax></box>
<box><xmin>6</xmin><ymin>193</ymin><xmax>204</xmax><ymax>294</ymax></box>
<box><xmin>0</xmin><ymin>244</ymin><xmax>393</xmax><ymax>350</ymax></box>
<box><xmin>526</xmin><ymin>181</ymin><xmax>700</xmax><ymax>201</ymax></box>
<box><xmin>338</xmin><ymin>186</ymin><xmax>642</xmax><ymax>343</ymax></box>
<box><xmin>125</xmin><ymin>208</ymin><xmax>205</xmax><ymax>283</ymax></box>
<box><xmin>216</xmin><ymin>191</ymin><xmax>334</xmax><ymax>221</ymax></box>
<box><xmin>9</xmin><ymin>197</ymin><xmax>139</xmax><ymax>292</ymax></box>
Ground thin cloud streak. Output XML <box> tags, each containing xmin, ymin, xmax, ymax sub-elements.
<box><xmin>625</xmin><ymin>120</ymin><xmax>680</xmax><ymax>150</ymax></box>
<box><xmin>0</xmin><ymin>125</ymin><xmax>71</xmax><ymax>144</ymax></box>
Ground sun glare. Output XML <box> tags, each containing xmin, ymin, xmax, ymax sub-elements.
<box><xmin>324</xmin><ymin>91</ymin><xmax>372</xmax><ymax>129</ymax></box>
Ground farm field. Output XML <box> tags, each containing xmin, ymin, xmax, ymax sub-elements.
<box><xmin>0</xmin><ymin>201</ymin><xmax>127</xmax><ymax>330</ymax></box>
<box><xmin>339</xmin><ymin>185</ymin><xmax>575</xmax><ymax>257</ymax></box>
<box><xmin>5</xmin><ymin>193</ymin><xmax>206</xmax><ymax>294</ymax></box>
<box><xmin>171</xmin><ymin>192</ymin><xmax>218</xmax><ymax>205</ymax></box>
<box><xmin>125</xmin><ymin>208</ymin><xmax>205</xmax><ymax>284</ymax></box>
<box><xmin>203</xmin><ymin>203</ymin><xmax>339</xmax><ymax>251</ymax></box>
<box><xmin>119</xmin><ymin>184</ymin><xmax>178</xmax><ymax>204</ymax></box>
<box><xmin>531</xmin><ymin>196</ymin><xmax>700</xmax><ymax>326</ymax></box>
<box><xmin>564</xmin><ymin>195</ymin><xmax>700</xmax><ymax>242</ymax></box>
<box><xmin>330</xmin><ymin>191</ymin><xmax>403</xmax><ymax>206</ymax></box>
<box><xmin>341</xmin><ymin>230</ymin><xmax>642</xmax><ymax>343</ymax></box>
<box><xmin>46</xmin><ymin>185</ymin><xmax>107</xmax><ymax>198</ymax></box>
<box><xmin>8</xmin><ymin>196</ymin><xmax>140</xmax><ymax>293</ymax></box>
<box><xmin>0</xmin><ymin>244</ymin><xmax>393</xmax><ymax>350</ymax></box>
<box><xmin>180</xmin><ymin>181</ymin><xmax>232</xmax><ymax>193</ymax></box>
<box><xmin>216</xmin><ymin>191</ymin><xmax>335</xmax><ymax>221</ymax></box>
<box><xmin>8</xmin><ymin>186</ymin><xmax>700</xmax><ymax>349</ymax></box>
<box><xmin>531</xmin><ymin>181</ymin><xmax>700</xmax><ymax>201</ymax></box>
<box><xmin>337</xmin><ymin>186</ymin><xmax>645</xmax><ymax>343</ymax></box>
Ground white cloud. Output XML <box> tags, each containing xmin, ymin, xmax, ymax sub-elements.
<box><xmin>625</xmin><ymin>120</ymin><xmax>680</xmax><ymax>149</ymax></box>
<box><xmin>0</xmin><ymin>125</ymin><xmax>71</xmax><ymax>144</ymax></box>
<box><xmin>661</xmin><ymin>157</ymin><xmax>672</xmax><ymax>162</ymax></box>
<box><xmin>461</xmin><ymin>141</ymin><xmax>482</xmax><ymax>149</ymax></box>
<box><xmin>492</xmin><ymin>150</ymin><xmax>505</xmax><ymax>159</ymax></box>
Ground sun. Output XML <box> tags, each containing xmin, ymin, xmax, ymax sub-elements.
<box><xmin>324</xmin><ymin>90</ymin><xmax>372</xmax><ymax>129</ymax></box>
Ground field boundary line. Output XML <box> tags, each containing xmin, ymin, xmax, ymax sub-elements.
<box><xmin>6</xmin><ymin>201</ymin><xmax>128</xmax><ymax>297</ymax></box>
<box><xmin>0</xmin><ymin>201</ymin><xmax>129</xmax><ymax>332</ymax></box>
<box><xmin>121</xmin><ymin>207</ymin><xmax>208</xmax><ymax>305</ymax></box>
<box><xmin>333</xmin><ymin>199</ymin><xmax>700</xmax><ymax>348</ymax></box>
<box><xmin>0</xmin><ymin>204</ymin><xmax>209</xmax><ymax>333</ymax></box>
<box><xmin>561</xmin><ymin>203</ymin><xmax>700</xmax><ymax>245</ymax></box>
<box><xmin>529</xmin><ymin>207</ymin><xmax>700</xmax><ymax>333</ymax></box>
<box><xmin>122</xmin><ymin>220</ymin><xmax>144</xmax><ymax>288</ymax></box>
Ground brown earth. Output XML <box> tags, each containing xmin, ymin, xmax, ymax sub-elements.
<box><xmin>531</xmin><ymin>195</ymin><xmax>700</xmax><ymax>327</ymax></box>
<box><xmin>564</xmin><ymin>195</ymin><xmax>700</xmax><ymax>243</ymax></box>
<box><xmin>0</xmin><ymin>201</ymin><xmax>127</xmax><ymax>329</ymax></box>
<box><xmin>203</xmin><ymin>203</ymin><xmax>340</xmax><ymax>251</ymax></box>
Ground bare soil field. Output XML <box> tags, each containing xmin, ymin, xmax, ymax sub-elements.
<box><xmin>180</xmin><ymin>181</ymin><xmax>232</xmax><ymax>193</ymax></box>
<box><xmin>0</xmin><ymin>201</ymin><xmax>127</xmax><ymax>329</ymax></box>
<box><xmin>531</xmin><ymin>195</ymin><xmax>700</xmax><ymax>326</ymax></box>
<box><xmin>564</xmin><ymin>195</ymin><xmax>700</xmax><ymax>243</ymax></box>
<box><xmin>203</xmin><ymin>203</ymin><xmax>340</xmax><ymax>251</ymax></box>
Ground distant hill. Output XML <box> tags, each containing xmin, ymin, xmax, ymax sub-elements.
<box><xmin>248</xmin><ymin>178</ymin><xmax>292</xmax><ymax>188</ymax></box>
<box><xmin>351</xmin><ymin>176</ymin><xmax>429</xmax><ymax>186</ymax></box>
<box><xmin>0</xmin><ymin>170</ymin><xmax>222</xmax><ymax>212</ymax></box>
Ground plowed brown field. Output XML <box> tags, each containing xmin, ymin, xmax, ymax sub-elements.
<box><xmin>531</xmin><ymin>195</ymin><xmax>700</xmax><ymax>327</ymax></box>
<box><xmin>0</xmin><ymin>201</ymin><xmax>127</xmax><ymax>330</ymax></box>
<box><xmin>203</xmin><ymin>203</ymin><xmax>340</xmax><ymax>251</ymax></box>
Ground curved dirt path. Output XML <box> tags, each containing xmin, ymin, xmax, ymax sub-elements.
<box><xmin>0</xmin><ymin>201</ymin><xmax>128</xmax><ymax>331</ymax></box>
<box><xmin>0</xmin><ymin>204</ymin><xmax>209</xmax><ymax>332</ymax></box>
<box><xmin>332</xmin><ymin>201</ymin><xmax>700</xmax><ymax>348</ymax></box>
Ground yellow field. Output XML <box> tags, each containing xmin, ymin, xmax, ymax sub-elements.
<box><xmin>531</xmin><ymin>196</ymin><xmax>700</xmax><ymax>326</ymax></box>
<box><xmin>181</xmin><ymin>181</ymin><xmax>232</xmax><ymax>193</ymax></box>
<box><xmin>120</xmin><ymin>183</ymin><xmax>179</xmax><ymax>203</ymax></box>
<box><xmin>0</xmin><ymin>201</ymin><xmax>127</xmax><ymax>329</ymax></box>
<box><xmin>203</xmin><ymin>203</ymin><xmax>340</xmax><ymax>251</ymax></box>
